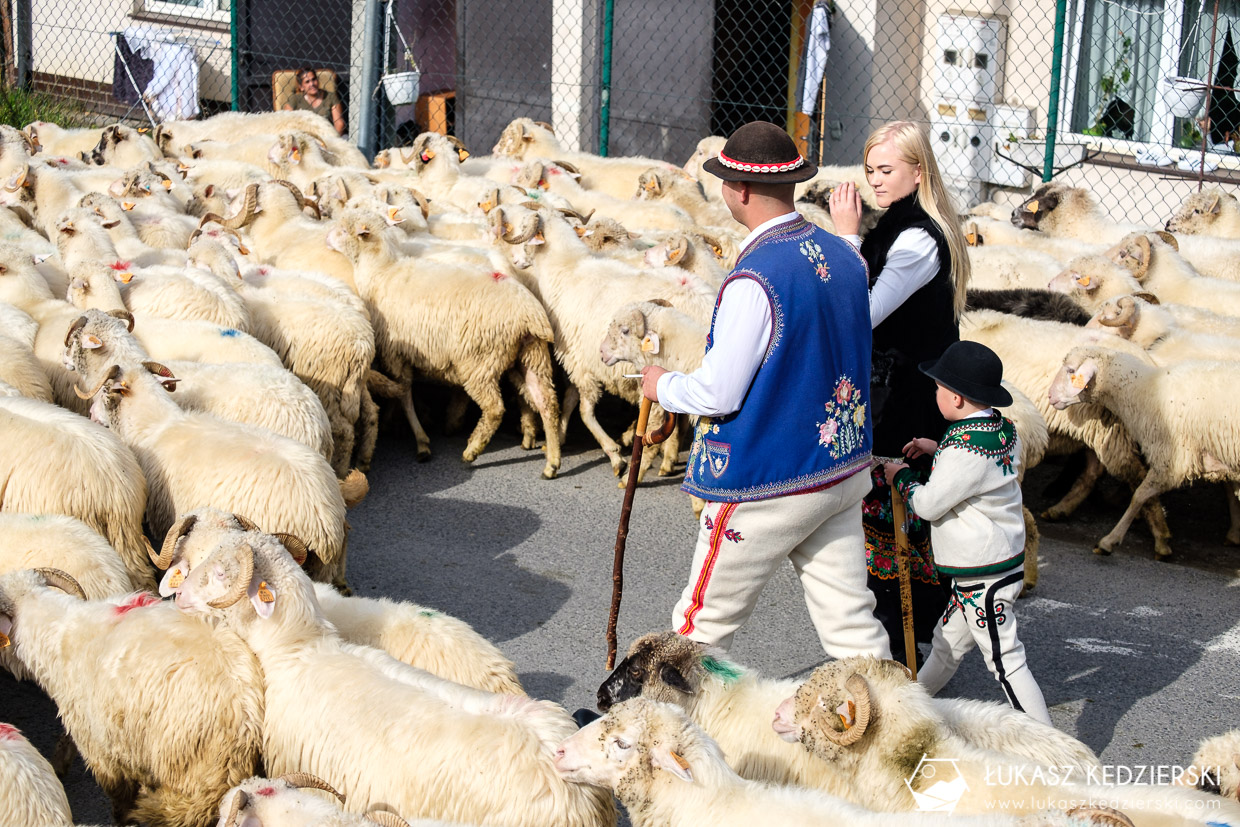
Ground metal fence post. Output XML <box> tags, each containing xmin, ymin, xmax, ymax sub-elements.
<box><xmin>230</xmin><ymin>0</ymin><xmax>240</xmax><ymax>111</ymax></box>
<box><xmin>14</xmin><ymin>0</ymin><xmax>31</xmax><ymax>90</ymax></box>
<box><xmin>1043</xmin><ymin>0</ymin><xmax>1068</xmax><ymax>183</ymax></box>
<box><xmin>598</xmin><ymin>0</ymin><xmax>613</xmax><ymax>157</ymax></box>
<box><xmin>357</xmin><ymin>0</ymin><xmax>382</xmax><ymax>162</ymax></box>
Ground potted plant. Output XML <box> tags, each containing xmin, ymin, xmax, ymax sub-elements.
<box><xmin>381</xmin><ymin>47</ymin><xmax>421</xmax><ymax>107</ymax></box>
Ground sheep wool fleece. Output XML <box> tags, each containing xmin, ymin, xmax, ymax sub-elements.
<box><xmin>673</xmin><ymin>216</ymin><xmax>889</xmax><ymax>659</ymax></box>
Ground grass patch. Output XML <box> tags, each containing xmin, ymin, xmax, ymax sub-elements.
<box><xmin>0</xmin><ymin>86</ymin><xmax>89</xmax><ymax>130</ymax></box>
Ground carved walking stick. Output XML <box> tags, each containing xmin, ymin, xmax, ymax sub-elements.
<box><xmin>891</xmin><ymin>481</ymin><xmax>918</xmax><ymax>680</ymax></box>
<box><xmin>606</xmin><ymin>396</ymin><xmax>676</xmax><ymax>669</ymax></box>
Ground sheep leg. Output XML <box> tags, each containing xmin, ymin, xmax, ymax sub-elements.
<box><xmin>518</xmin><ymin>400</ymin><xmax>539</xmax><ymax>449</ymax></box>
<box><xmin>1096</xmin><ymin>473</ymin><xmax>1167</xmax><ymax>556</ymax></box>
<box><xmin>353</xmin><ymin>385</ymin><xmax>379</xmax><ymax>472</ymax></box>
<box><xmin>460</xmin><ymin>378</ymin><xmax>505</xmax><ymax>464</ymax></box>
<box><xmin>1042</xmin><ymin>449</ymin><xmax>1105</xmax><ymax>520</ymax></box>
<box><xmin>395</xmin><ymin>375</ymin><xmax>432</xmax><ymax>461</ymax></box>
<box><xmin>1225</xmin><ymin>482</ymin><xmax>1240</xmax><ymax>546</ymax></box>
<box><xmin>516</xmin><ymin>339</ymin><xmax>562</xmax><ymax>479</ymax></box>
<box><xmin>559</xmin><ymin>385</ymin><xmax>579</xmax><ymax>443</ymax></box>
<box><xmin>1141</xmin><ymin>498</ymin><xmax>1173</xmax><ymax>558</ymax></box>
<box><xmin>1020</xmin><ymin>506</ymin><xmax>1039</xmax><ymax>595</ymax></box>
<box><xmin>577</xmin><ymin>381</ymin><xmax>625</xmax><ymax>475</ymax></box>
<box><xmin>51</xmin><ymin>730</ymin><xmax>78</xmax><ymax>777</ymax></box>
<box><xmin>102</xmin><ymin>775</ymin><xmax>139</xmax><ymax>825</ymax></box>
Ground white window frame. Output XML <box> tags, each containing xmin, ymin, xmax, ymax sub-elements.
<box><xmin>134</xmin><ymin>0</ymin><xmax>229</xmax><ymax>25</ymax></box>
<box><xmin>1059</xmin><ymin>0</ymin><xmax>1201</xmax><ymax>151</ymax></box>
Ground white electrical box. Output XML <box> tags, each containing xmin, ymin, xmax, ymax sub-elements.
<box><xmin>931</xmin><ymin>99</ymin><xmax>992</xmax><ymax>183</ymax></box>
<box><xmin>986</xmin><ymin>104</ymin><xmax>1035</xmax><ymax>187</ymax></box>
<box><xmin>935</xmin><ymin>14</ymin><xmax>1004</xmax><ymax>104</ymax></box>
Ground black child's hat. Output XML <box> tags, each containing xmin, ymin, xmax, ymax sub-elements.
<box><xmin>918</xmin><ymin>341</ymin><xmax>1013</xmax><ymax>408</ymax></box>
<box><xmin>701</xmin><ymin>121</ymin><xmax>818</xmax><ymax>184</ymax></box>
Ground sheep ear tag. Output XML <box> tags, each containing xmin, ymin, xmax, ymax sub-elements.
<box><xmin>1073</xmin><ymin>273</ymin><xmax>1092</xmax><ymax>289</ymax></box>
<box><xmin>640</xmin><ymin>333</ymin><xmax>660</xmax><ymax>355</ymax></box>
<box><xmin>656</xmin><ymin>748</ymin><xmax>694</xmax><ymax>783</ymax></box>
<box><xmin>1070</xmin><ymin>372</ymin><xmax>1087</xmax><ymax>389</ymax></box>
<box><xmin>115</xmin><ymin>271</ymin><xmax>134</xmax><ymax>284</ymax></box>
<box><xmin>1026</xmin><ymin>200</ymin><xmax>1040</xmax><ymax>214</ymax></box>
<box><xmin>837</xmin><ymin>698</ymin><xmax>857</xmax><ymax>728</ymax></box>
<box><xmin>247</xmin><ymin>578</ymin><xmax>277</xmax><ymax>619</ymax></box>
<box><xmin>159</xmin><ymin>563</ymin><xmax>187</xmax><ymax>597</ymax></box>
<box><xmin>82</xmin><ymin>334</ymin><xmax>103</xmax><ymax>350</ymax></box>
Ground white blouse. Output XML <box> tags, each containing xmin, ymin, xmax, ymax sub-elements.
<box><xmin>843</xmin><ymin>228</ymin><xmax>940</xmax><ymax>328</ymax></box>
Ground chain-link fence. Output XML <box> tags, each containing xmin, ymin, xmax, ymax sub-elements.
<box><xmin>8</xmin><ymin>0</ymin><xmax>1240</xmax><ymax>225</ymax></box>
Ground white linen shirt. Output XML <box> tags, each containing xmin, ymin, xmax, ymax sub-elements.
<box><xmin>655</xmin><ymin>212</ymin><xmax>801</xmax><ymax>417</ymax></box>
<box><xmin>843</xmin><ymin>228</ymin><xmax>939</xmax><ymax>327</ymax></box>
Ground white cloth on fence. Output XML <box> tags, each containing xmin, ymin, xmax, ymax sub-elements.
<box><xmin>797</xmin><ymin>0</ymin><xmax>832</xmax><ymax>114</ymax></box>
<box><xmin>123</xmin><ymin>26</ymin><xmax>200</xmax><ymax>121</ymax></box>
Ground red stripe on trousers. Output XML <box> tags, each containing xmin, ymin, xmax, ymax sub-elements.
<box><xmin>678</xmin><ymin>502</ymin><xmax>739</xmax><ymax>636</ymax></box>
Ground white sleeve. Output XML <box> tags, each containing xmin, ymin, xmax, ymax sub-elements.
<box><xmin>655</xmin><ymin>278</ymin><xmax>771</xmax><ymax>417</ymax></box>
<box><xmin>868</xmin><ymin>228</ymin><xmax>939</xmax><ymax>328</ymax></box>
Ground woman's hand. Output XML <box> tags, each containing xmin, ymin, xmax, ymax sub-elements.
<box><xmin>828</xmin><ymin>181</ymin><xmax>863</xmax><ymax>237</ymax></box>
<box><xmin>883</xmin><ymin>461</ymin><xmax>908</xmax><ymax>487</ymax></box>
<box><xmin>902</xmin><ymin>437</ymin><xmax>937</xmax><ymax>459</ymax></box>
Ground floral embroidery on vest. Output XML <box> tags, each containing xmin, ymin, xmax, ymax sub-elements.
<box><xmin>687</xmin><ymin>417</ymin><xmax>717</xmax><ymax>481</ymax></box>
<box><xmin>816</xmin><ymin>376</ymin><xmax>866</xmax><ymax>460</ymax></box>
<box><xmin>798</xmin><ymin>238</ymin><xmax>830</xmax><ymax>283</ymax></box>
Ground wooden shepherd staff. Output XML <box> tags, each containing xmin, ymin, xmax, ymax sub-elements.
<box><xmin>606</xmin><ymin>396</ymin><xmax>676</xmax><ymax>669</ymax></box>
<box><xmin>891</xmin><ymin>480</ymin><xmax>918</xmax><ymax>679</ymax></box>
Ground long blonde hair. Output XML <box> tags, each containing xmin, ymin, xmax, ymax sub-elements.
<box><xmin>864</xmin><ymin>121</ymin><xmax>971</xmax><ymax>319</ymax></box>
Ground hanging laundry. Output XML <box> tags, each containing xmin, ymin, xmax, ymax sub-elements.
<box><xmin>797</xmin><ymin>0</ymin><xmax>832</xmax><ymax>114</ymax></box>
<box><xmin>123</xmin><ymin>26</ymin><xmax>200</xmax><ymax>121</ymax></box>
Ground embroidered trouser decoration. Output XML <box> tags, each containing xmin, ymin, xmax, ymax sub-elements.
<box><xmin>917</xmin><ymin>569</ymin><xmax>1050</xmax><ymax>724</ymax></box>
<box><xmin>671</xmin><ymin>470</ymin><xmax>891</xmax><ymax>659</ymax></box>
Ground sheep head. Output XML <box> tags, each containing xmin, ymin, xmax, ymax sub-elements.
<box><xmin>1105</xmin><ymin>232</ymin><xmax>1155</xmax><ymax>282</ymax></box>
<box><xmin>80</xmin><ymin>363</ymin><xmax>137</xmax><ymax>425</ymax></box>
<box><xmin>1047</xmin><ymin>255</ymin><xmax>1139</xmax><ymax>309</ymax></box>
<box><xmin>598</xmin><ymin>631</ymin><xmax>729</xmax><ymax>713</ymax></box>
<box><xmin>1011</xmin><ymin>182</ymin><xmax>1065</xmax><ymax>230</ymax></box>
<box><xmin>218</xmin><ymin>774</ymin><xmax>348</xmax><ymax>827</ymax></box>
<box><xmin>0</xmin><ymin>568</ymin><xmax>87</xmax><ymax>648</ymax></box>
<box><xmin>326</xmin><ymin>208</ymin><xmax>389</xmax><ymax>263</ymax></box>
<box><xmin>156</xmin><ymin>508</ymin><xmax>310</xmax><ymax>598</ymax></box>
<box><xmin>555</xmin><ymin>698</ymin><xmax>702</xmax><ymax>790</ymax></box>
<box><xmin>771</xmin><ymin>657</ymin><xmax>918</xmax><ymax>765</ymax></box>
<box><xmin>636</xmin><ymin>168</ymin><xmax>669</xmax><ymax>199</ymax></box>
<box><xmin>644</xmin><ymin>235</ymin><xmax>691</xmax><ymax>269</ymax></box>
<box><xmin>486</xmin><ymin>206</ymin><xmax>543</xmax><ymax>269</ymax></box>
<box><xmin>491</xmin><ymin>118</ymin><xmax>557</xmax><ymax>157</ymax></box>
<box><xmin>269</xmin><ymin>132</ymin><xmax>307</xmax><ymax>168</ymax></box>
<box><xmin>1165</xmin><ymin>189</ymin><xmax>1234</xmax><ymax>234</ymax></box>
<box><xmin>599</xmin><ymin>302</ymin><xmax>675</xmax><ymax>369</ymax></box>
<box><xmin>1086</xmin><ymin>295</ymin><xmax>1141</xmax><ymax>339</ymax></box>
<box><xmin>1048</xmin><ymin>347</ymin><xmax>1101</xmax><ymax>409</ymax></box>
<box><xmin>514</xmin><ymin>161</ymin><xmax>547</xmax><ymax>191</ymax></box>
<box><xmin>64</xmin><ymin>261</ymin><xmax>128</xmax><ymax>314</ymax></box>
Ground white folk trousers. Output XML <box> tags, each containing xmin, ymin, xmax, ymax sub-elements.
<box><xmin>918</xmin><ymin>568</ymin><xmax>1051</xmax><ymax>724</ymax></box>
<box><xmin>671</xmin><ymin>468</ymin><xmax>891</xmax><ymax>659</ymax></box>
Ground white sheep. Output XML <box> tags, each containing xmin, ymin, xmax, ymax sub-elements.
<box><xmin>187</xmin><ymin>237</ymin><xmax>377</xmax><ymax>476</ymax></box>
<box><xmin>512</xmin><ymin>160</ymin><xmax>695</xmax><ymax>232</ymax></box>
<box><xmin>0</xmin><ymin>566</ymin><xmax>265</xmax><ymax>826</ymax></box>
<box><xmin>0</xmin><ymin>513</ymin><xmax>131</xmax><ymax>601</ymax></box>
<box><xmin>82</xmin><ymin>362</ymin><xmax>356</xmax><ymax>592</ymax></box>
<box><xmin>23</xmin><ymin>121</ymin><xmax>107</xmax><ymax>159</ymax></box>
<box><xmin>79</xmin><ymin>124</ymin><xmax>162</xmax><ymax>168</ymax></box>
<box><xmin>771</xmin><ymin>657</ymin><xmax>1238</xmax><ymax>823</ymax></box>
<box><xmin>169</xmin><ymin>529</ymin><xmax>617</xmax><ymax>827</ymax></box>
<box><xmin>75</xmin><ymin>192</ymin><xmax>187</xmax><ymax>268</ymax></box>
<box><xmin>1183</xmin><ymin>729</ymin><xmax>1239</xmax><ymax>800</ymax></box>
<box><xmin>153</xmin><ymin>110</ymin><xmax>368</xmax><ymax>168</ymax></box>
<box><xmin>491</xmin><ymin>118</ymin><xmax>680</xmax><ymax>200</ymax></box>
<box><xmin>1104</xmin><ymin>232</ymin><xmax>1240</xmax><ymax>315</ymax></box>
<box><xmin>0</xmin><ymin>391</ymin><xmax>154</xmax><ymax>591</ymax></box>
<box><xmin>597</xmin><ymin>632</ymin><xmax>1099</xmax><ymax>796</ymax></box>
<box><xmin>556</xmin><ymin>697</ymin><xmax>1105</xmax><ymax>827</ymax></box>
<box><xmin>156</xmin><ymin>508</ymin><xmax>524</xmax><ymax>695</ymax></box>
<box><xmin>1086</xmin><ymin>295</ymin><xmax>1240</xmax><ymax>364</ymax></box>
<box><xmin>0</xmin><ymin>722</ymin><xmax>73</xmax><ymax>827</ymax></box>
<box><xmin>64</xmin><ymin>309</ymin><xmax>334</xmax><ymax>463</ymax></box>
<box><xmin>327</xmin><ymin>208</ymin><xmax>562</xmax><ymax>477</ymax></box>
<box><xmin>216</xmin><ymin>774</ymin><xmax>459</xmax><ymax>827</ymax></box>
<box><xmin>0</xmin><ymin>301</ymin><xmax>54</xmax><ymax>401</ymax></box>
<box><xmin>636</xmin><ymin>166</ymin><xmax>744</xmax><ymax>233</ymax></box>
<box><xmin>1048</xmin><ymin>345</ymin><xmax>1240</xmax><ymax>552</ymax></box>
<box><xmin>960</xmin><ymin>310</ymin><xmax>1174</xmax><ymax>557</ymax></box>
<box><xmin>1045</xmin><ymin>255</ymin><xmax>1146</xmax><ymax>313</ymax></box>
<box><xmin>1164</xmin><ymin>189</ymin><xmax>1240</xmax><ymax>238</ymax></box>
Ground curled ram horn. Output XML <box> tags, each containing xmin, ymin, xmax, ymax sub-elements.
<box><xmin>445</xmin><ymin>134</ymin><xmax>470</xmax><ymax>160</ymax></box>
<box><xmin>880</xmin><ymin>659</ymin><xmax>914</xmax><ymax>681</ymax></box>
<box><xmin>366</xmin><ymin>811</ymin><xmax>412</xmax><ymax>827</ymax></box>
<box><xmin>554</xmin><ymin>159</ymin><xmax>580</xmax><ymax>177</ymax></box>
<box><xmin>1098</xmin><ymin>296</ymin><xmax>1137</xmax><ymax>328</ymax></box>
<box><xmin>4</xmin><ymin>163</ymin><xmax>28</xmax><ymax>192</ymax></box>
<box><xmin>221</xmin><ymin>789</ymin><xmax>248</xmax><ymax>827</ymax></box>
<box><xmin>106</xmin><ymin>309</ymin><xmax>136</xmax><ymax>332</ymax></box>
<box><xmin>219</xmin><ymin>184</ymin><xmax>259</xmax><ymax>230</ymax></box>
<box><xmin>64</xmin><ymin>315</ymin><xmax>89</xmax><ymax>348</ymax></box>
<box><xmin>206</xmin><ymin>543</ymin><xmax>254</xmax><ymax>609</ymax></box>
<box><xmin>1153</xmin><ymin>229</ymin><xmax>1179</xmax><ymax>251</ymax></box>
<box><xmin>273</xmin><ymin>533</ymin><xmax>310</xmax><ymax>566</ymax></box>
<box><xmin>34</xmin><ymin>568</ymin><xmax>86</xmax><ymax>600</ymax></box>
<box><xmin>398</xmin><ymin>146</ymin><xmax>417</xmax><ymax>166</ymax></box>
<box><xmin>1067</xmin><ymin>805</ymin><xmax>1136</xmax><ymax>827</ymax></box>
<box><xmin>73</xmin><ymin>370</ymin><xmax>112</xmax><ymax>401</ymax></box>
<box><xmin>273</xmin><ymin>179</ymin><xmax>319</xmax><ymax>219</ymax></box>
<box><xmin>232</xmin><ymin>514</ymin><xmax>260</xmax><ymax>532</ymax></box>
<box><xmin>532</xmin><ymin>120</ymin><xmax>554</xmax><ymax>134</ymax></box>
<box><xmin>820</xmin><ymin>674</ymin><xmax>871</xmax><ymax>746</ymax></box>
<box><xmin>154</xmin><ymin>513</ymin><xmax>198</xmax><ymax>569</ymax></box>
<box><xmin>504</xmin><ymin>215</ymin><xmax>539</xmax><ymax>245</ymax></box>
<box><xmin>278</xmin><ymin>772</ymin><xmax>345</xmax><ymax>802</ymax></box>
<box><xmin>407</xmin><ymin>188</ymin><xmax>430</xmax><ymax>221</ymax></box>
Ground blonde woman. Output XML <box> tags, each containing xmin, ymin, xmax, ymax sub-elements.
<box><xmin>828</xmin><ymin>120</ymin><xmax>972</xmax><ymax>669</ymax></box>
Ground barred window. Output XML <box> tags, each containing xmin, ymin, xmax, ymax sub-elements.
<box><xmin>136</xmin><ymin>0</ymin><xmax>229</xmax><ymax>25</ymax></box>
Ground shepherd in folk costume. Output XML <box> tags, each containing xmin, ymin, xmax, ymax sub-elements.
<box><xmin>639</xmin><ymin>121</ymin><xmax>890</xmax><ymax>659</ymax></box>
<box><xmin>828</xmin><ymin>121</ymin><xmax>973</xmax><ymax>665</ymax></box>
<box><xmin>883</xmin><ymin>341</ymin><xmax>1050</xmax><ymax>723</ymax></box>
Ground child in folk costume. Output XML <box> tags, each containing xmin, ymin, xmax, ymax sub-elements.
<box><xmin>883</xmin><ymin>341</ymin><xmax>1050</xmax><ymax>724</ymax></box>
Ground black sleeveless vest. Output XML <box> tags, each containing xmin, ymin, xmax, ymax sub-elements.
<box><xmin>859</xmin><ymin>194</ymin><xmax>959</xmax><ymax>456</ymax></box>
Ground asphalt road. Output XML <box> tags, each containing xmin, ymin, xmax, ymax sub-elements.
<box><xmin>5</xmin><ymin>407</ymin><xmax>1240</xmax><ymax>824</ymax></box>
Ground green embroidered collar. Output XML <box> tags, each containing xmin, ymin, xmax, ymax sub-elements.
<box><xmin>937</xmin><ymin>412</ymin><xmax>1016</xmax><ymax>460</ymax></box>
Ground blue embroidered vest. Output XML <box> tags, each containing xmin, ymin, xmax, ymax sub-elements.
<box><xmin>682</xmin><ymin>217</ymin><xmax>873</xmax><ymax>502</ymax></box>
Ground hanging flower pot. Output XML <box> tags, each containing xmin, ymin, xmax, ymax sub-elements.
<box><xmin>1162</xmin><ymin>76</ymin><xmax>1208</xmax><ymax>118</ymax></box>
<box><xmin>381</xmin><ymin>70</ymin><xmax>420</xmax><ymax>106</ymax></box>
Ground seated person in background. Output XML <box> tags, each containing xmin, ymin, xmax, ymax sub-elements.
<box><xmin>283</xmin><ymin>67</ymin><xmax>345</xmax><ymax>136</ymax></box>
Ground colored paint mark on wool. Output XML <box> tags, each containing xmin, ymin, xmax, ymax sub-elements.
<box><xmin>0</xmin><ymin>723</ymin><xmax>21</xmax><ymax>740</ymax></box>
<box><xmin>220</xmin><ymin>328</ymin><xmax>240</xmax><ymax>337</ymax></box>
<box><xmin>701</xmin><ymin>655</ymin><xmax>744</xmax><ymax>684</ymax></box>
<box><xmin>492</xmin><ymin>271</ymin><xmax>507</xmax><ymax>282</ymax></box>
<box><xmin>114</xmin><ymin>591</ymin><xmax>161</xmax><ymax>617</ymax></box>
